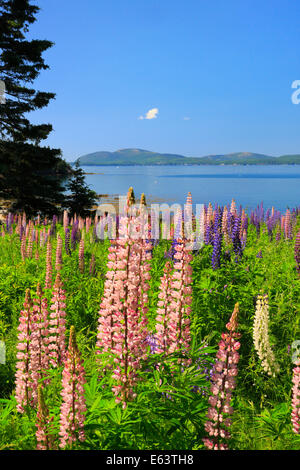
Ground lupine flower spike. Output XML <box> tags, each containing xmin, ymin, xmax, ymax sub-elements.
<box><xmin>36</xmin><ymin>386</ymin><xmax>55</xmax><ymax>450</ymax></box>
<box><xmin>59</xmin><ymin>326</ymin><xmax>86</xmax><ymax>449</ymax></box>
<box><xmin>162</xmin><ymin>238</ymin><xmax>193</xmax><ymax>360</ymax></box>
<box><xmin>55</xmin><ymin>234</ymin><xmax>63</xmax><ymax>271</ymax></box>
<box><xmin>78</xmin><ymin>238</ymin><xmax>85</xmax><ymax>273</ymax></box>
<box><xmin>253</xmin><ymin>294</ymin><xmax>280</xmax><ymax>377</ymax></box>
<box><xmin>45</xmin><ymin>241</ymin><xmax>52</xmax><ymax>289</ymax></box>
<box><xmin>30</xmin><ymin>283</ymin><xmax>50</xmax><ymax>404</ymax></box>
<box><xmin>203</xmin><ymin>303</ymin><xmax>241</xmax><ymax>450</ymax></box>
<box><xmin>15</xmin><ymin>289</ymin><xmax>33</xmax><ymax>413</ymax></box>
<box><xmin>97</xmin><ymin>213</ymin><xmax>151</xmax><ymax>408</ymax></box>
<box><xmin>294</xmin><ymin>230</ymin><xmax>300</xmax><ymax>275</ymax></box>
<box><xmin>291</xmin><ymin>359</ymin><xmax>300</xmax><ymax>434</ymax></box>
<box><xmin>155</xmin><ymin>261</ymin><xmax>174</xmax><ymax>354</ymax></box>
<box><xmin>48</xmin><ymin>273</ymin><xmax>67</xmax><ymax>367</ymax></box>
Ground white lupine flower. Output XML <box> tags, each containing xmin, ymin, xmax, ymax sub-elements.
<box><xmin>253</xmin><ymin>294</ymin><xmax>280</xmax><ymax>377</ymax></box>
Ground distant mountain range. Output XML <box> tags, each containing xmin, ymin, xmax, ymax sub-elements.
<box><xmin>75</xmin><ymin>149</ymin><xmax>300</xmax><ymax>166</ymax></box>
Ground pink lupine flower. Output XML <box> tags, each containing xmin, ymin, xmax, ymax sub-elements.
<box><xmin>112</xmin><ymin>238</ymin><xmax>151</xmax><ymax>407</ymax></box>
<box><xmin>20</xmin><ymin>234</ymin><xmax>26</xmax><ymax>260</ymax></box>
<box><xmin>78</xmin><ymin>238</ymin><xmax>84</xmax><ymax>273</ymax></box>
<box><xmin>206</xmin><ymin>203</ymin><xmax>213</xmax><ymax>224</ymax></box>
<box><xmin>48</xmin><ymin>273</ymin><xmax>67</xmax><ymax>367</ymax></box>
<box><xmin>36</xmin><ymin>386</ymin><xmax>55</xmax><ymax>450</ymax></box>
<box><xmin>63</xmin><ymin>210</ymin><xmax>69</xmax><ymax>232</ymax></box>
<box><xmin>155</xmin><ymin>240</ymin><xmax>193</xmax><ymax>360</ymax></box>
<box><xmin>16</xmin><ymin>215</ymin><xmax>22</xmax><ymax>236</ymax></box>
<box><xmin>30</xmin><ymin>283</ymin><xmax>50</xmax><ymax>405</ymax></box>
<box><xmin>96</xmin><ymin>241</ymin><xmax>119</xmax><ymax>369</ymax></box>
<box><xmin>155</xmin><ymin>262</ymin><xmax>173</xmax><ymax>354</ymax></box>
<box><xmin>40</xmin><ymin>227</ymin><xmax>46</xmax><ymax>247</ymax></box>
<box><xmin>284</xmin><ymin>209</ymin><xmax>292</xmax><ymax>239</ymax></box>
<box><xmin>291</xmin><ymin>360</ymin><xmax>300</xmax><ymax>434</ymax></box>
<box><xmin>78</xmin><ymin>217</ymin><xmax>84</xmax><ymax>231</ymax></box>
<box><xmin>59</xmin><ymin>326</ymin><xmax>86</xmax><ymax>449</ymax></box>
<box><xmin>96</xmin><ymin>212</ymin><xmax>151</xmax><ymax>408</ymax></box>
<box><xmin>203</xmin><ymin>303</ymin><xmax>241</xmax><ymax>450</ymax></box>
<box><xmin>45</xmin><ymin>240</ymin><xmax>52</xmax><ymax>289</ymax></box>
<box><xmin>15</xmin><ymin>289</ymin><xmax>33</xmax><ymax>413</ymax></box>
<box><xmin>230</xmin><ymin>199</ymin><xmax>237</xmax><ymax>217</ymax></box>
<box><xmin>25</xmin><ymin>222</ymin><xmax>30</xmax><ymax>238</ymax></box>
<box><xmin>26</xmin><ymin>224</ymin><xmax>33</xmax><ymax>258</ymax></box>
<box><xmin>55</xmin><ymin>234</ymin><xmax>63</xmax><ymax>271</ymax></box>
<box><xmin>174</xmin><ymin>208</ymin><xmax>183</xmax><ymax>239</ymax></box>
<box><xmin>85</xmin><ymin>216</ymin><xmax>91</xmax><ymax>234</ymax></box>
<box><xmin>184</xmin><ymin>191</ymin><xmax>194</xmax><ymax>236</ymax></box>
<box><xmin>221</xmin><ymin>206</ymin><xmax>230</xmax><ymax>245</ymax></box>
<box><xmin>168</xmin><ymin>239</ymin><xmax>193</xmax><ymax>357</ymax></box>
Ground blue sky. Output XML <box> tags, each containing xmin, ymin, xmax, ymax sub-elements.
<box><xmin>28</xmin><ymin>0</ymin><xmax>300</xmax><ymax>161</ymax></box>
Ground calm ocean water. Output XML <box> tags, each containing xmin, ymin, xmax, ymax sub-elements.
<box><xmin>82</xmin><ymin>165</ymin><xmax>300</xmax><ymax>213</ymax></box>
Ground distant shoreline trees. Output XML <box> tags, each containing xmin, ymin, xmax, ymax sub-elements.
<box><xmin>65</xmin><ymin>161</ymin><xmax>98</xmax><ymax>218</ymax></box>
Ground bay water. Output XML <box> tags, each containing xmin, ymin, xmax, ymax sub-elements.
<box><xmin>82</xmin><ymin>164</ymin><xmax>300</xmax><ymax>213</ymax></box>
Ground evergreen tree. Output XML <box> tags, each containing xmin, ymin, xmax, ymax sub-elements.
<box><xmin>0</xmin><ymin>0</ymin><xmax>71</xmax><ymax>216</ymax></box>
<box><xmin>65</xmin><ymin>161</ymin><xmax>98</xmax><ymax>218</ymax></box>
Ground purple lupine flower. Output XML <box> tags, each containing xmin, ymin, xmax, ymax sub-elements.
<box><xmin>167</xmin><ymin>210</ymin><xmax>183</xmax><ymax>259</ymax></box>
<box><xmin>65</xmin><ymin>228</ymin><xmax>71</xmax><ymax>255</ymax></box>
<box><xmin>241</xmin><ymin>213</ymin><xmax>248</xmax><ymax>234</ymax></box>
<box><xmin>211</xmin><ymin>209</ymin><xmax>222</xmax><ymax>270</ymax></box>
<box><xmin>231</xmin><ymin>215</ymin><xmax>243</xmax><ymax>262</ymax></box>
<box><xmin>164</xmin><ymin>249</ymin><xmax>173</xmax><ymax>260</ymax></box>
<box><xmin>276</xmin><ymin>231</ymin><xmax>281</xmax><ymax>242</ymax></box>
<box><xmin>226</xmin><ymin>211</ymin><xmax>235</xmax><ymax>239</ymax></box>
<box><xmin>192</xmin><ymin>344</ymin><xmax>214</xmax><ymax>396</ymax></box>
<box><xmin>256</xmin><ymin>250</ymin><xmax>263</xmax><ymax>258</ymax></box>
<box><xmin>258</xmin><ymin>201</ymin><xmax>264</xmax><ymax>223</ymax></box>
<box><xmin>241</xmin><ymin>229</ymin><xmax>247</xmax><ymax>250</ymax></box>
<box><xmin>205</xmin><ymin>219</ymin><xmax>214</xmax><ymax>246</ymax></box>
<box><xmin>71</xmin><ymin>220</ymin><xmax>79</xmax><ymax>250</ymax></box>
<box><xmin>146</xmin><ymin>334</ymin><xmax>159</xmax><ymax>355</ymax></box>
<box><xmin>6</xmin><ymin>213</ymin><xmax>13</xmax><ymax>233</ymax></box>
<box><xmin>253</xmin><ymin>214</ymin><xmax>261</xmax><ymax>237</ymax></box>
<box><xmin>266</xmin><ymin>216</ymin><xmax>275</xmax><ymax>240</ymax></box>
<box><xmin>295</xmin><ymin>230</ymin><xmax>300</xmax><ymax>275</ymax></box>
<box><xmin>19</xmin><ymin>223</ymin><xmax>25</xmax><ymax>241</ymax></box>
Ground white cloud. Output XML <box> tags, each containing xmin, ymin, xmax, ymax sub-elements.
<box><xmin>138</xmin><ymin>107</ymin><xmax>159</xmax><ymax>120</ymax></box>
<box><xmin>183</xmin><ymin>116</ymin><xmax>191</xmax><ymax>120</ymax></box>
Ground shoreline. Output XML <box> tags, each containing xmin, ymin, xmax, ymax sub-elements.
<box><xmin>79</xmin><ymin>163</ymin><xmax>300</xmax><ymax>167</ymax></box>
<box><xmin>93</xmin><ymin>193</ymin><xmax>175</xmax><ymax>215</ymax></box>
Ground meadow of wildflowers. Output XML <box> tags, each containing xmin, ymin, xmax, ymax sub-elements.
<box><xmin>0</xmin><ymin>190</ymin><xmax>300</xmax><ymax>450</ymax></box>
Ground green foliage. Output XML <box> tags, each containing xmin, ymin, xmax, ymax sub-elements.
<box><xmin>0</xmin><ymin>216</ymin><xmax>299</xmax><ymax>450</ymax></box>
